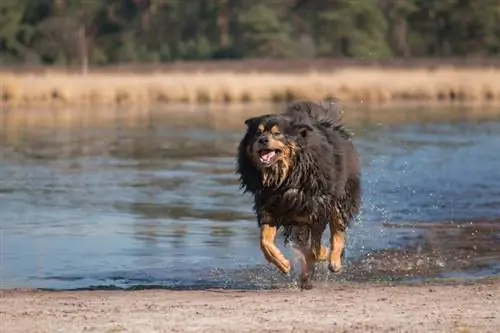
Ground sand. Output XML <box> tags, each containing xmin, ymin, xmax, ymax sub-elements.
<box><xmin>1</xmin><ymin>281</ymin><xmax>499</xmax><ymax>333</ymax></box>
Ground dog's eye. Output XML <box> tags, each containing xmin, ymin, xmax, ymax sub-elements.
<box><xmin>273</xmin><ymin>131</ymin><xmax>281</xmax><ymax>136</ymax></box>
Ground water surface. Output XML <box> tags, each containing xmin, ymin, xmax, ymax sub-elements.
<box><xmin>1</xmin><ymin>104</ymin><xmax>499</xmax><ymax>290</ymax></box>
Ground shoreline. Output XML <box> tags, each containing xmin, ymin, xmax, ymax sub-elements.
<box><xmin>2</xmin><ymin>66</ymin><xmax>500</xmax><ymax>107</ymax></box>
<box><xmin>5</xmin><ymin>58</ymin><xmax>500</xmax><ymax>74</ymax></box>
<box><xmin>1</xmin><ymin>279</ymin><xmax>499</xmax><ymax>333</ymax></box>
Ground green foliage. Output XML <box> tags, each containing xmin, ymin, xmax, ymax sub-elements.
<box><xmin>179</xmin><ymin>36</ymin><xmax>215</xmax><ymax>60</ymax></box>
<box><xmin>313</xmin><ymin>0</ymin><xmax>391</xmax><ymax>59</ymax></box>
<box><xmin>0</xmin><ymin>0</ymin><xmax>33</xmax><ymax>62</ymax></box>
<box><xmin>1</xmin><ymin>0</ymin><xmax>500</xmax><ymax>65</ymax></box>
<box><xmin>237</xmin><ymin>4</ymin><xmax>296</xmax><ymax>58</ymax></box>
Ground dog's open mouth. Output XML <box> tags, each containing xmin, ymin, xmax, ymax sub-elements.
<box><xmin>259</xmin><ymin>149</ymin><xmax>281</xmax><ymax>165</ymax></box>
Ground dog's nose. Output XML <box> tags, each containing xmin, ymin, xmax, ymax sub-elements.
<box><xmin>258</xmin><ymin>136</ymin><xmax>268</xmax><ymax>145</ymax></box>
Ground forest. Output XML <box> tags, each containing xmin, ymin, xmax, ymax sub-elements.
<box><xmin>1</xmin><ymin>0</ymin><xmax>500</xmax><ymax>67</ymax></box>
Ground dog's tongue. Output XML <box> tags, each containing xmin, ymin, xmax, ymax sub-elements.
<box><xmin>260</xmin><ymin>151</ymin><xmax>276</xmax><ymax>163</ymax></box>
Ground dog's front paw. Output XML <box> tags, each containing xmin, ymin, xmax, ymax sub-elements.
<box><xmin>278</xmin><ymin>259</ymin><xmax>291</xmax><ymax>274</ymax></box>
<box><xmin>328</xmin><ymin>248</ymin><xmax>344</xmax><ymax>274</ymax></box>
<box><xmin>328</xmin><ymin>262</ymin><xmax>342</xmax><ymax>274</ymax></box>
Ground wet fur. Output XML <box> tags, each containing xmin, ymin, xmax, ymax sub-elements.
<box><xmin>236</xmin><ymin>100</ymin><xmax>361</xmax><ymax>259</ymax></box>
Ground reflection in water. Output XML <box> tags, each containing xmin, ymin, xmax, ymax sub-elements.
<box><xmin>0</xmin><ymin>104</ymin><xmax>500</xmax><ymax>290</ymax></box>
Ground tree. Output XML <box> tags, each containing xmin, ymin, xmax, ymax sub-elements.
<box><xmin>236</xmin><ymin>4</ymin><xmax>296</xmax><ymax>58</ymax></box>
<box><xmin>294</xmin><ymin>0</ymin><xmax>392</xmax><ymax>59</ymax></box>
<box><xmin>379</xmin><ymin>0</ymin><xmax>417</xmax><ymax>57</ymax></box>
<box><xmin>34</xmin><ymin>0</ymin><xmax>103</xmax><ymax>71</ymax></box>
<box><xmin>0</xmin><ymin>0</ymin><xmax>34</xmax><ymax>63</ymax></box>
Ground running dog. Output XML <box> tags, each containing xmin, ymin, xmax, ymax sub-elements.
<box><xmin>236</xmin><ymin>100</ymin><xmax>361</xmax><ymax>289</ymax></box>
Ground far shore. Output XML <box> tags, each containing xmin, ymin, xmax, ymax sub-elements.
<box><xmin>2</xmin><ymin>62</ymin><xmax>500</xmax><ymax>107</ymax></box>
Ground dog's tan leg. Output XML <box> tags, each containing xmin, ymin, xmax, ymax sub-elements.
<box><xmin>329</xmin><ymin>209</ymin><xmax>346</xmax><ymax>273</ymax></box>
<box><xmin>260</xmin><ymin>224</ymin><xmax>291</xmax><ymax>274</ymax></box>
<box><xmin>317</xmin><ymin>245</ymin><xmax>328</xmax><ymax>261</ymax></box>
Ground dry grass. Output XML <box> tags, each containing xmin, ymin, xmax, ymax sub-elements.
<box><xmin>1</xmin><ymin>66</ymin><xmax>500</xmax><ymax>107</ymax></box>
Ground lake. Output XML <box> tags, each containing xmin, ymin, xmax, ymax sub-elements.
<box><xmin>1</xmin><ymin>103</ymin><xmax>499</xmax><ymax>290</ymax></box>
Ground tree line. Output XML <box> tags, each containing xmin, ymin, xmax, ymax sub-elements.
<box><xmin>1</xmin><ymin>0</ymin><xmax>500</xmax><ymax>67</ymax></box>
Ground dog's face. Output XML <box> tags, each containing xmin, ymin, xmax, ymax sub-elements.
<box><xmin>241</xmin><ymin>114</ymin><xmax>313</xmax><ymax>187</ymax></box>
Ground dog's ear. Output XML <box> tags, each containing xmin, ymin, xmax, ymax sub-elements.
<box><xmin>293</xmin><ymin>123</ymin><xmax>313</xmax><ymax>138</ymax></box>
<box><xmin>244</xmin><ymin>117</ymin><xmax>259</xmax><ymax>128</ymax></box>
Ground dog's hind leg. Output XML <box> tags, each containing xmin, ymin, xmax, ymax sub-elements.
<box><xmin>293</xmin><ymin>244</ymin><xmax>315</xmax><ymax>290</ymax></box>
<box><xmin>328</xmin><ymin>206</ymin><xmax>346</xmax><ymax>273</ymax></box>
<box><xmin>260</xmin><ymin>224</ymin><xmax>291</xmax><ymax>274</ymax></box>
<box><xmin>293</xmin><ymin>226</ymin><xmax>323</xmax><ymax>290</ymax></box>
<box><xmin>290</xmin><ymin>226</ymin><xmax>313</xmax><ymax>290</ymax></box>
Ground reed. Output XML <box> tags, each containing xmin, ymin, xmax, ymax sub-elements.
<box><xmin>2</xmin><ymin>66</ymin><xmax>500</xmax><ymax>107</ymax></box>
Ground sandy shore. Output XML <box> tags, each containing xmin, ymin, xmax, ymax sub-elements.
<box><xmin>1</xmin><ymin>281</ymin><xmax>499</xmax><ymax>333</ymax></box>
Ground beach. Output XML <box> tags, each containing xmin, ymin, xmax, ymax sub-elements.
<box><xmin>1</xmin><ymin>280</ymin><xmax>499</xmax><ymax>333</ymax></box>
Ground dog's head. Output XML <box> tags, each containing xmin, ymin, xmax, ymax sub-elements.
<box><xmin>239</xmin><ymin>114</ymin><xmax>313</xmax><ymax>188</ymax></box>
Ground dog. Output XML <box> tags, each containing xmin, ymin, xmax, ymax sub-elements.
<box><xmin>236</xmin><ymin>100</ymin><xmax>361</xmax><ymax>289</ymax></box>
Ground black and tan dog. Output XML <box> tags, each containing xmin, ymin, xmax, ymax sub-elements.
<box><xmin>236</xmin><ymin>100</ymin><xmax>361</xmax><ymax>289</ymax></box>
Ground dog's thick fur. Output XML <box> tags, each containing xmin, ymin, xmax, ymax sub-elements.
<box><xmin>236</xmin><ymin>100</ymin><xmax>361</xmax><ymax>289</ymax></box>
